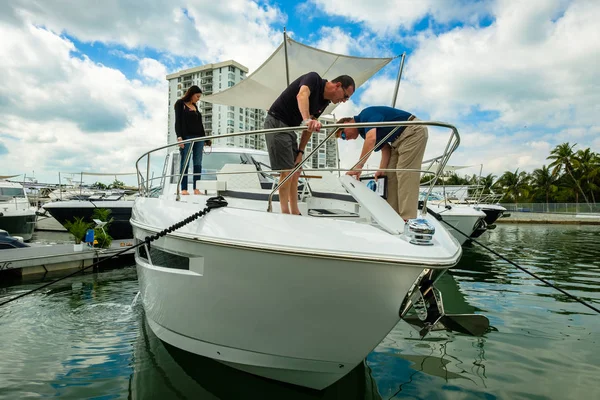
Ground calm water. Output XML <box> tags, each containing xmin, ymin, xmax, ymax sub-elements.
<box><xmin>0</xmin><ymin>224</ymin><xmax>599</xmax><ymax>399</ymax></box>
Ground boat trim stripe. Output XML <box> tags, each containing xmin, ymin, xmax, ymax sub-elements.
<box><xmin>130</xmin><ymin>219</ymin><xmax>460</xmax><ymax>268</ymax></box>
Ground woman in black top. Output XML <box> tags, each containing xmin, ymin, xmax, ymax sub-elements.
<box><xmin>175</xmin><ymin>85</ymin><xmax>207</xmax><ymax>195</ymax></box>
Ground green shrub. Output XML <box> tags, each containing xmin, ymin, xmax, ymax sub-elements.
<box><xmin>94</xmin><ymin>229</ymin><xmax>113</xmax><ymax>248</ymax></box>
<box><xmin>64</xmin><ymin>217</ymin><xmax>93</xmax><ymax>244</ymax></box>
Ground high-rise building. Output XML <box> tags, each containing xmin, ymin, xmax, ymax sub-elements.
<box><xmin>166</xmin><ymin>60</ymin><xmax>339</xmax><ymax>169</ymax></box>
<box><xmin>166</xmin><ymin>60</ymin><xmax>266</xmax><ymax>150</ymax></box>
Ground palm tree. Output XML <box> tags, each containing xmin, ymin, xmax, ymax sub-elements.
<box><xmin>472</xmin><ymin>173</ymin><xmax>497</xmax><ymax>202</ymax></box>
<box><xmin>531</xmin><ymin>165</ymin><xmax>557</xmax><ymax>212</ymax></box>
<box><xmin>573</xmin><ymin>148</ymin><xmax>600</xmax><ymax>204</ymax></box>
<box><xmin>497</xmin><ymin>169</ymin><xmax>530</xmax><ymax>208</ymax></box>
<box><xmin>547</xmin><ymin>142</ymin><xmax>592</xmax><ymax>211</ymax></box>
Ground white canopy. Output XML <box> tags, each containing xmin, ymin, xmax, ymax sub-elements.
<box><xmin>425</xmin><ymin>161</ymin><xmax>474</xmax><ymax>173</ymax></box>
<box><xmin>202</xmin><ymin>37</ymin><xmax>394</xmax><ymax>114</ymax></box>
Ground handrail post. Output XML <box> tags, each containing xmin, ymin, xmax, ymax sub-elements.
<box><xmin>146</xmin><ymin>154</ymin><xmax>151</xmax><ymax>195</ymax></box>
<box><xmin>176</xmin><ymin>142</ymin><xmax>194</xmax><ymax>201</ymax></box>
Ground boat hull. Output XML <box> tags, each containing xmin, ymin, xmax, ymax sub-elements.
<box><xmin>133</xmin><ymin>231</ymin><xmax>426</xmax><ymax>389</ymax></box>
<box><xmin>426</xmin><ymin>204</ymin><xmax>486</xmax><ymax>245</ymax></box>
<box><xmin>479</xmin><ymin>206</ymin><xmax>505</xmax><ymax>225</ymax></box>
<box><xmin>43</xmin><ymin>200</ymin><xmax>133</xmax><ymax>239</ymax></box>
<box><xmin>131</xmin><ymin>192</ymin><xmax>461</xmax><ymax>389</ymax></box>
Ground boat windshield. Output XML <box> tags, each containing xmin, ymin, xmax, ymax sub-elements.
<box><xmin>0</xmin><ymin>187</ymin><xmax>26</xmax><ymax>199</ymax></box>
<box><xmin>419</xmin><ymin>192</ymin><xmax>445</xmax><ymax>201</ymax></box>
<box><xmin>202</xmin><ymin>152</ymin><xmax>249</xmax><ymax>180</ymax></box>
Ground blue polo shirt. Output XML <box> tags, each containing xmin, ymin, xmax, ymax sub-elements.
<box><xmin>355</xmin><ymin>106</ymin><xmax>413</xmax><ymax>151</ymax></box>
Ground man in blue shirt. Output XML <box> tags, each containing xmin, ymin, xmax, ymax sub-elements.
<box><xmin>336</xmin><ymin>106</ymin><xmax>428</xmax><ymax>220</ymax></box>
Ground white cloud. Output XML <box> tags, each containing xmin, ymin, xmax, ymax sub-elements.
<box><xmin>0</xmin><ymin>0</ymin><xmax>598</xmax><ymax>184</ymax></box>
<box><xmin>137</xmin><ymin>58</ymin><xmax>168</xmax><ymax>82</ymax></box>
<box><xmin>308</xmin><ymin>0</ymin><xmax>493</xmax><ymax>33</ymax></box>
<box><xmin>326</xmin><ymin>0</ymin><xmax>600</xmax><ymax>176</ymax></box>
<box><xmin>0</xmin><ymin>23</ymin><xmax>167</xmax><ymax>184</ymax></box>
<box><xmin>8</xmin><ymin>0</ymin><xmax>284</xmax><ymax>72</ymax></box>
<box><xmin>404</xmin><ymin>0</ymin><xmax>600</xmax><ymax>127</ymax></box>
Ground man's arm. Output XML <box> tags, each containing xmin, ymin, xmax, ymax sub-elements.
<box><xmin>296</xmin><ymin>85</ymin><xmax>311</xmax><ymax>121</ymax></box>
<box><xmin>295</xmin><ymin>129</ymin><xmax>312</xmax><ymax>167</ymax></box>
<box><xmin>347</xmin><ymin>128</ymin><xmax>376</xmax><ymax>178</ymax></box>
<box><xmin>296</xmin><ymin>85</ymin><xmax>321</xmax><ymax>134</ymax></box>
<box><xmin>375</xmin><ymin>144</ymin><xmax>391</xmax><ymax>180</ymax></box>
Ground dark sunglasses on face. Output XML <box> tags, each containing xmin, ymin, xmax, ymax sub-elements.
<box><xmin>342</xmin><ymin>87</ymin><xmax>350</xmax><ymax>100</ymax></box>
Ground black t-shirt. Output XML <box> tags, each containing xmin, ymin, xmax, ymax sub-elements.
<box><xmin>268</xmin><ymin>72</ymin><xmax>330</xmax><ymax>126</ymax></box>
<box><xmin>174</xmin><ymin>99</ymin><xmax>205</xmax><ymax>138</ymax></box>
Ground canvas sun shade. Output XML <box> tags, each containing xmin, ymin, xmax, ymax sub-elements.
<box><xmin>201</xmin><ymin>37</ymin><xmax>394</xmax><ymax>114</ymax></box>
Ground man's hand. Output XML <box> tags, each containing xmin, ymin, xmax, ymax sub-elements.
<box><xmin>346</xmin><ymin>169</ymin><xmax>362</xmax><ymax>179</ymax></box>
<box><xmin>303</xmin><ymin>119</ymin><xmax>322</xmax><ymax>133</ymax></box>
<box><xmin>374</xmin><ymin>170</ymin><xmax>386</xmax><ymax>181</ymax></box>
<box><xmin>177</xmin><ymin>137</ymin><xmax>184</xmax><ymax>149</ymax></box>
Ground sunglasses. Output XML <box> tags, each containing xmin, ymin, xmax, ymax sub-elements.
<box><xmin>342</xmin><ymin>87</ymin><xmax>350</xmax><ymax>100</ymax></box>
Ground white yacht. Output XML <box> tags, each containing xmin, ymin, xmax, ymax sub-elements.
<box><xmin>130</xmin><ymin>119</ymin><xmax>488</xmax><ymax>390</ymax></box>
<box><xmin>0</xmin><ymin>180</ymin><xmax>36</xmax><ymax>241</ymax></box>
<box><xmin>419</xmin><ymin>191</ymin><xmax>487</xmax><ymax>245</ymax></box>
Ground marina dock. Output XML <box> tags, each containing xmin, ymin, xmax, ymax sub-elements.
<box><xmin>0</xmin><ymin>239</ymin><xmax>135</xmax><ymax>277</ymax></box>
<box><xmin>496</xmin><ymin>212</ymin><xmax>600</xmax><ymax>225</ymax></box>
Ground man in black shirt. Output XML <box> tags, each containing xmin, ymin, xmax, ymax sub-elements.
<box><xmin>265</xmin><ymin>72</ymin><xmax>355</xmax><ymax>215</ymax></box>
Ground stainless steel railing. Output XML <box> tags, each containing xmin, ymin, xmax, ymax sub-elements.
<box><xmin>135</xmin><ymin>120</ymin><xmax>460</xmax><ymax>214</ymax></box>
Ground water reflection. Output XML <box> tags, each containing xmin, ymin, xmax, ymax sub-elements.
<box><xmin>0</xmin><ymin>225</ymin><xmax>599</xmax><ymax>399</ymax></box>
<box><xmin>130</xmin><ymin>316</ymin><xmax>382</xmax><ymax>400</ymax></box>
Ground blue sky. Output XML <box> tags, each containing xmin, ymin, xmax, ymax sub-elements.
<box><xmin>0</xmin><ymin>0</ymin><xmax>598</xmax><ymax>185</ymax></box>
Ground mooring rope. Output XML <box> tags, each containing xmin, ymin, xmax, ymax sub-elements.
<box><xmin>427</xmin><ymin>209</ymin><xmax>600</xmax><ymax>315</ymax></box>
<box><xmin>0</xmin><ymin>196</ymin><xmax>228</xmax><ymax>308</ymax></box>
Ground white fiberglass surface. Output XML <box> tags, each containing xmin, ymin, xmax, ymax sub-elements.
<box><xmin>132</xmin><ymin>197</ymin><xmax>460</xmax><ymax>266</ymax></box>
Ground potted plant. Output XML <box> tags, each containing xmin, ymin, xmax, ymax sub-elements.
<box><xmin>64</xmin><ymin>217</ymin><xmax>92</xmax><ymax>251</ymax></box>
<box><xmin>92</xmin><ymin>208</ymin><xmax>113</xmax><ymax>249</ymax></box>
<box><xmin>94</xmin><ymin>229</ymin><xmax>113</xmax><ymax>249</ymax></box>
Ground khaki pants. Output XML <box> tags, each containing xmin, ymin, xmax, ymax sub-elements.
<box><xmin>386</xmin><ymin>123</ymin><xmax>428</xmax><ymax>220</ymax></box>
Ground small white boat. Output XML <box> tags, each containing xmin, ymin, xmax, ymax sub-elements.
<box><xmin>420</xmin><ymin>192</ymin><xmax>487</xmax><ymax>245</ymax></box>
<box><xmin>0</xmin><ymin>180</ymin><xmax>36</xmax><ymax>241</ymax></box>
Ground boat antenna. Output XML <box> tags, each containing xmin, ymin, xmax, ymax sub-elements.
<box><xmin>391</xmin><ymin>52</ymin><xmax>406</xmax><ymax>108</ymax></box>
